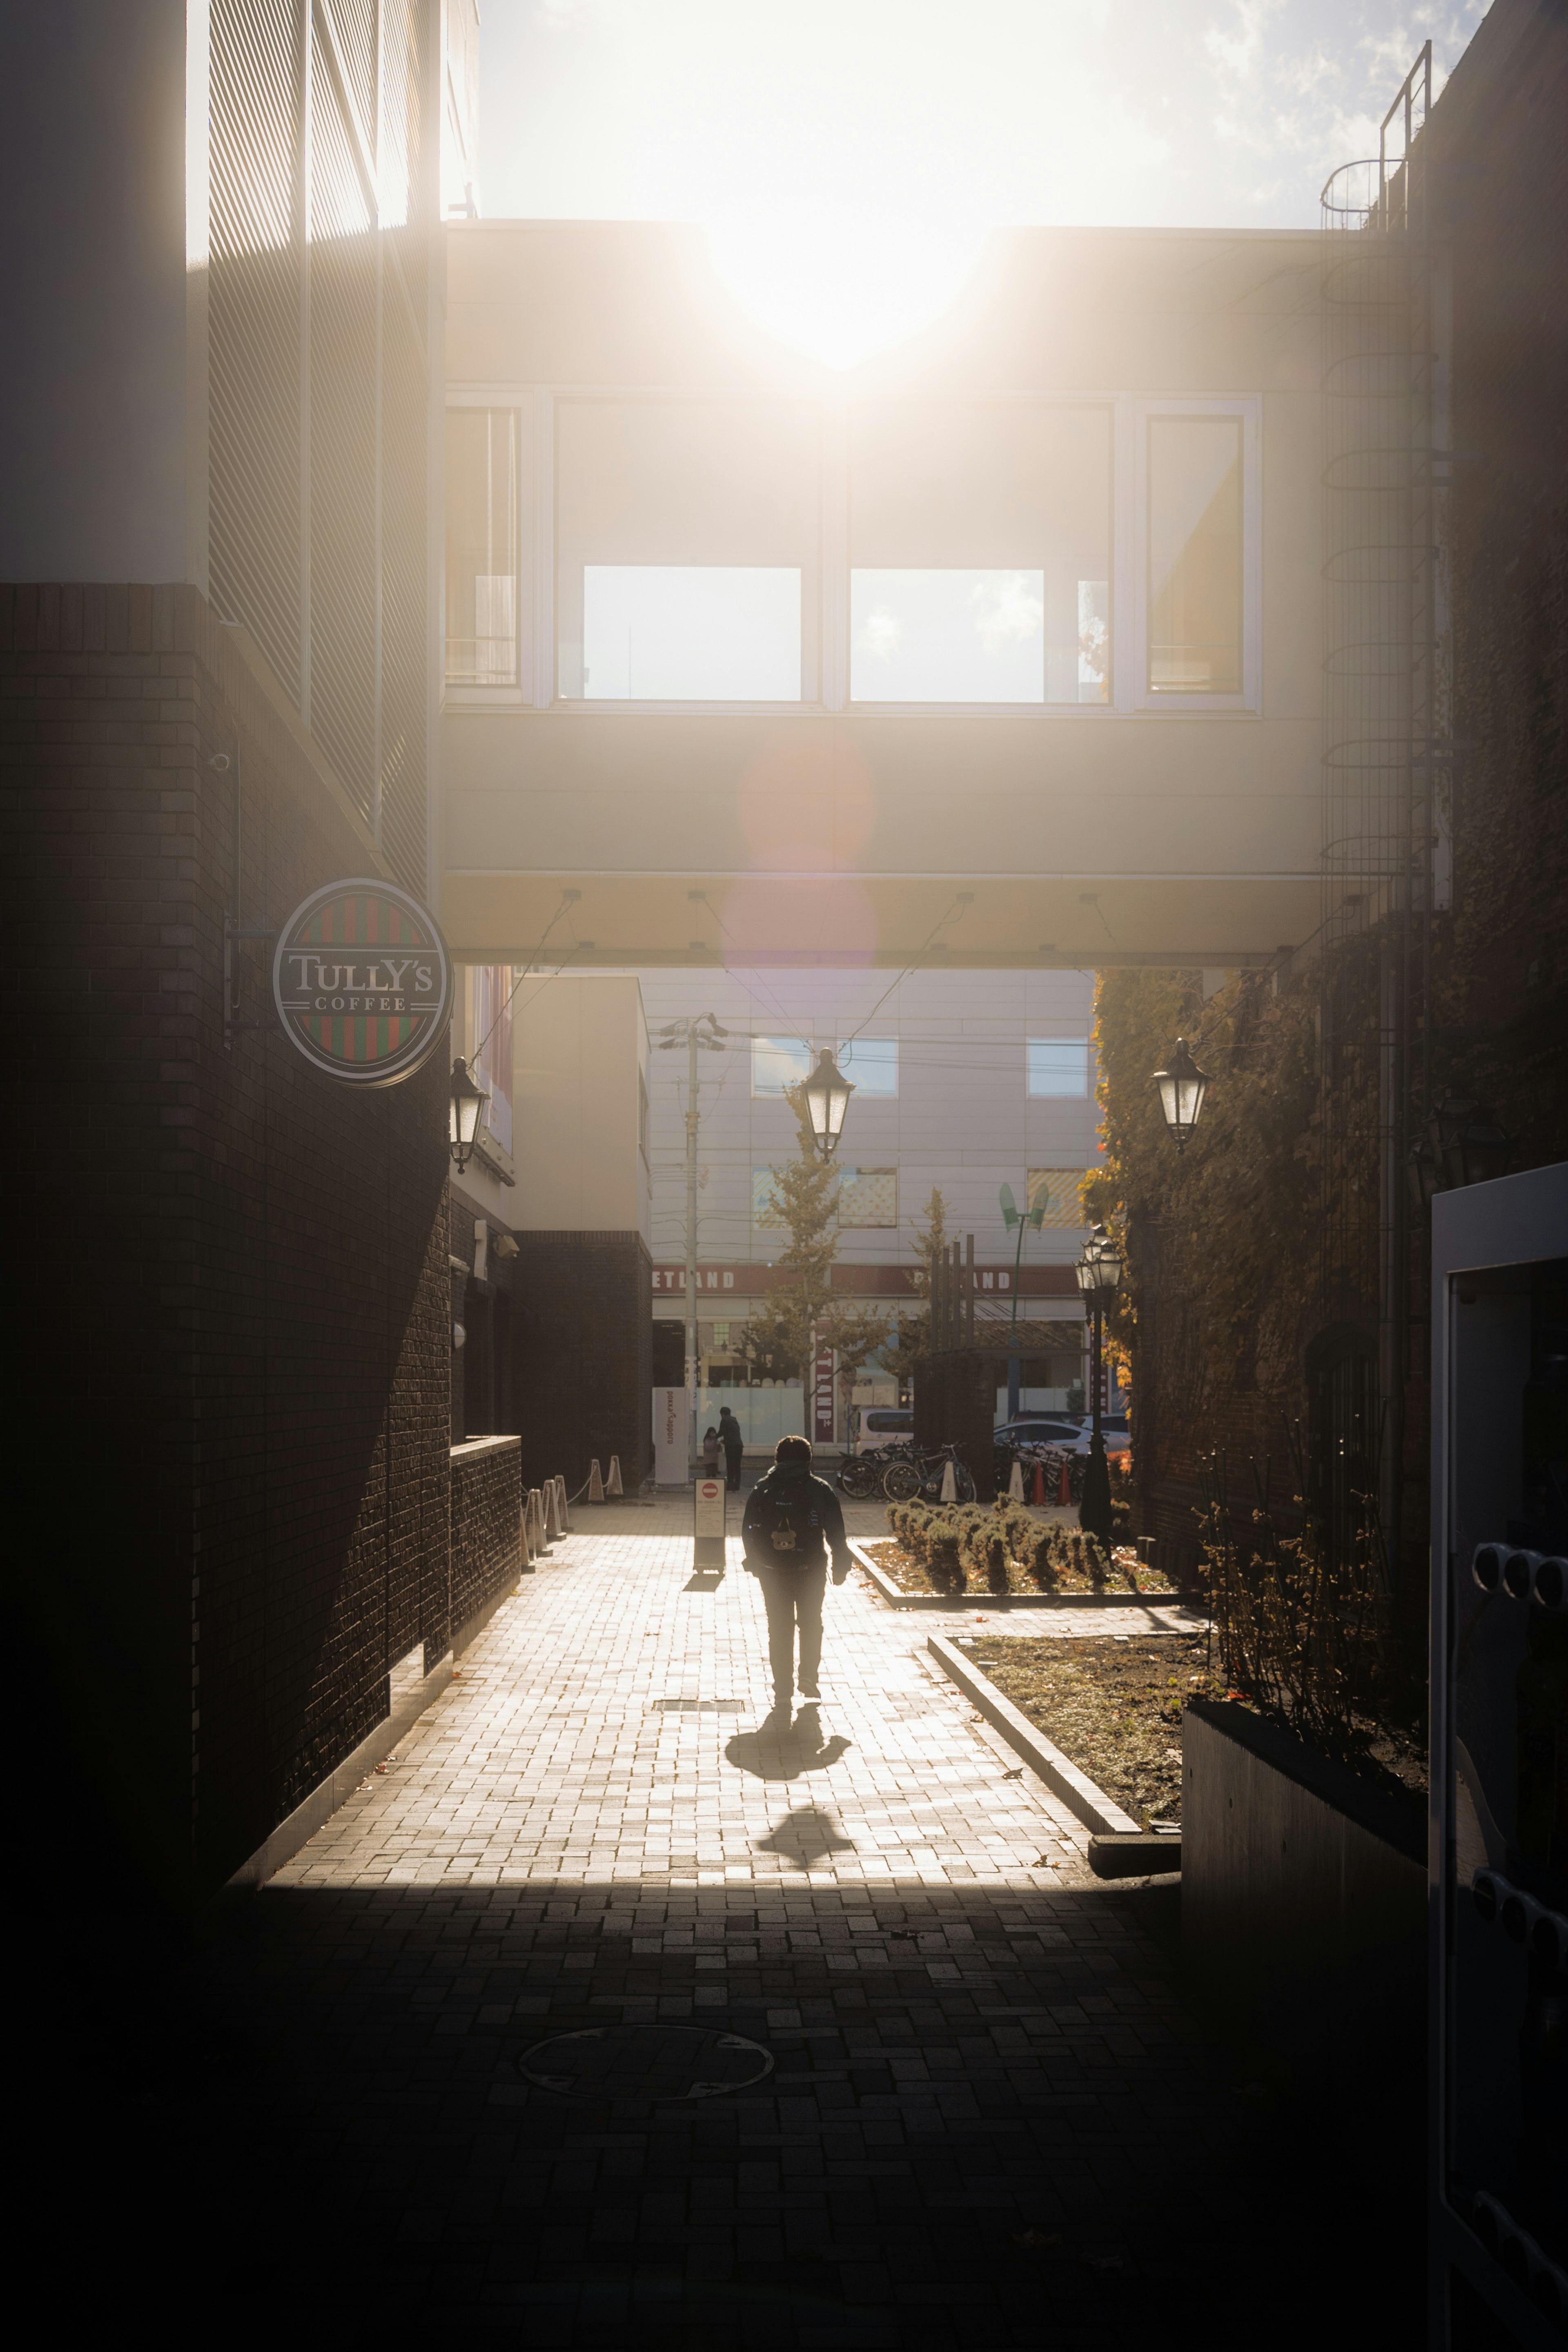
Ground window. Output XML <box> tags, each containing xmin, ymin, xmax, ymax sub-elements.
<box><xmin>849</xmin><ymin>402</ymin><xmax>1111</xmax><ymax>704</ymax></box>
<box><xmin>837</xmin><ymin>1037</ymin><xmax>898</xmax><ymax>1096</ymax></box>
<box><xmin>582</xmin><ymin>566</ymin><xmax>800</xmax><ymax>702</ymax></box>
<box><xmin>556</xmin><ymin>398</ymin><xmax>818</xmax><ymax>701</ymax></box>
<box><xmin>852</xmin><ymin>569</ymin><xmax>1045</xmax><ymax>703</ymax></box>
<box><xmin>752</xmin><ymin>1166</ymin><xmax>783</xmax><ymax>1224</ymax></box>
<box><xmin>445</xmin><ymin>410</ymin><xmax>518</xmax><ymax>685</ymax></box>
<box><xmin>1027</xmin><ymin>1039</ymin><xmax>1089</xmax><ymax>1097</ymax></box>
<box><xmin>752</xmin><ymin>1036</ymin><xmax>813</xmax><ymax>1096</ymax></box>
<box><xmin>839</xmin><ymin>1168</ymin><xmax>897</xmax><ymax>1226</ymax></box>
<box><xmin>1025</xmin><ymin>1169</ymin><xmax>1089</xmax><ymax>1228</ymax></box>
<box><xmin>1147</xmin><ymin>416</ymin><xmax>1243</xmax><ymax>695</ymax></box>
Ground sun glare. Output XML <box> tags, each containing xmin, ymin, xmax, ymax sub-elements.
<box><xmin>703</xmin><ymin>203</ymin><xmax>990</xmax><ymax>372</ymax></box>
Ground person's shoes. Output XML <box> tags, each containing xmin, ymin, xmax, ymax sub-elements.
<box><xmin>797</xmin><ymin>1679</ymin><xmax>820</xmax><ymax>1699</ymax></box>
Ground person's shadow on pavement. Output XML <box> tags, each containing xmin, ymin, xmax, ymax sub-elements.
<box><xmin>752</xmin><ymin>1808</ymin><xmax>856</xmax><ymax>1868</ymax></box>
<box><xmin>724</xmin><ymin>1703</ymin><xmax>851</xmax><ymax>1780</ymax></box>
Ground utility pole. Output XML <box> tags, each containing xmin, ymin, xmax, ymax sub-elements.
<box><xmin>656</xmin><ymin>1012</ymin><xmax>728</xmax><ymax>1467</ymax></box>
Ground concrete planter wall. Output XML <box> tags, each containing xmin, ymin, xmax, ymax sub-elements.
<box><xmin>1182</xmin><ymin>1697</ymin><xmax>1425</xmax><ymax>2102</ymax></box>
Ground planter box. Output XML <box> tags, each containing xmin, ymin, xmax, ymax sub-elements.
<box><xmin>847</xmin><ymin>1537</ymin><xmax>1183</xmax><ymax>1612</ymax></box>
<box><xmin>1182</xmin><ymin>1697</ymin><xmax>1425</xmax><ymax>2100</ymax></box>
<box><xmin>927</xmin><ymin>1635</ymin><xmax>1141</xmax><ymax>1835</ymax></box>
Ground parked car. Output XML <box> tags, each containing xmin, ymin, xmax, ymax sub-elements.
<box><xmin>853</xmin><ymin>1407</ymin><xmax>914</xmax><ymax>1454</ymax></box>
<box><xmin>993</xmin><ymin>1415</ymin><xmax>1084</xmax><ymax>1452</ymax></box>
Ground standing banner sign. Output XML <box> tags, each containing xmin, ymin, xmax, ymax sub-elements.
<box><xmin>693</xmin><ymin>1475</ymin><xmax>725</xmax><ymax>1569</ymax></box>
<box><xmin>813</xmin><ymin>1345</ymin><xmax>836</xmax><ymax>1447</ymax></box>
<box><xmin>271</xmin><ymin>879</ymin><xmax>451</xmax><ymax>1085</ymax></box>
<box><xmin>653</xmin><ymin>1387</ymin><xmax>686</xmax><ymax>1487</ymax></box>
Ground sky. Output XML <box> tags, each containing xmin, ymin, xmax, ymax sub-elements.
<box><xmin>472</xmin><ymin>0</ymin><xmax>1484</xmax><ymax>363</ymax></box>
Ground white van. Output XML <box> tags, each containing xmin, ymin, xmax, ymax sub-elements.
<box><xmin>854</xmin><ymin>1406</ymin><xmax>914</xmax><ymax>1454</ymax></box>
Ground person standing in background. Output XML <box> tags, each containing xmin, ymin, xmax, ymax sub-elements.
<box><xmin>718</xmin><ymin>1402</ymin><xmax>744</xmax><ymax>1491</ymax></box>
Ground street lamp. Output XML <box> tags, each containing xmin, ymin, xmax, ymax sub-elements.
<box><xmin>1074</xmin><ymin>1222</ymin><xmax>1123</xmax><ymax>1549</ymax></box>
<box><xmin>448</xmin><ymin>1056</ymin><xmax>489</xmax><ymax>1172</ymax></box>
<box><xmin>1152</xmin><ymin>1037</ymin><xmax>1209</xmax><ymax>1151</ymax></box>
<box><xmin>802</xmin><ymin>1048</ymin><xmax>855</xmax><ymax>1162</ymax></box>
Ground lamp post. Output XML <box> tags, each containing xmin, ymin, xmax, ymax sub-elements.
<box><xmin>656</xmin><ymin>1012</ymin><xmax>729</xmax><ymax>1466</ymax></box>
<box><xmin>448</xmin><ymin>1057</ymin><xmax>489</xmax><ymax>1173</ymax></box>
<box><xmin>1074</xmin><ymin>1222</ymin><xmax>1123</xmax><ymax>1549</ymax></box>
<box><xmin>1152</xmin><ymin>1037</ymin><xmax>1209</xmax><ymax>1150</ymax></box>
<box><xmin>801</xmin><ymin>1048</ymin><xmax>855</xmax><ymax>1162</ymax></box>
<box><xmin>1000</xmin><ymin>1181</ymin><xmax>1047</xmax><ymax>1420</ymax></box>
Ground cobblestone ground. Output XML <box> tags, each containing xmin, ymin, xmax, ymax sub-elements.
<box><xmin>105</xmin><ymin>1499</ymin><xmax>1414</xmax><ymax>2347</ymax></box>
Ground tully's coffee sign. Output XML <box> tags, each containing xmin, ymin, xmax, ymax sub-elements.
<box><xmin>271</xmin><ymin>879</ymin><xmax>451</xmax><ymax>1086</ymax></box>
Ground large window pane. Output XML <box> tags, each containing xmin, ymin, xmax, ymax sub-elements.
<box><xmin>445</xmin><ymin>409</ymin><xmax>518</xmax><ymax>685</ymax></box>
<box><xmin>1027</xmin><ymin>1038</ymin><xmax>1089</xmax><ymax>1096</ymax></box>
<box><xmin>557</xmin><ymin>399</ymin><xmax>818</xmax><ymax>700</ymax></box>
<box><xmin>752</xmin><ymin>1036</ymin><xmax>813</xmax><ymax>1096</ymax></box>
<box><xmin>839</xmin><ymin>1168</ymin><xmax>897</xmax><ymax>1226</ymax></box>
<box><xmin>849</xmin><ymin>403</ymin><xmax>1111</xmax><ymax>704</ymax></box>
<box><xmin>837</xmin><ymin>1037</ymin><xmax>898</xmax><ymax>1096</ymax></box>
<box><xmin>851</xmin><ymin>569</ymin><xmax>1044</xmax><ymax>702</ymax></box>
<box><xmin>1148</xmin><ymin>417</ymin><xmax>1243</xmax><ymax>694</ymax></box>
<box><xmin>584</xmin><ymin>566</ymin><xmax>800</xmax><ymax>702</ymax></box>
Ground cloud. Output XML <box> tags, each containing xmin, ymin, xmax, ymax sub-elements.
<box><xmin>972</xmin><ymin>573</ymin><xmax>1044</xmax><ymax>653</ymax></box>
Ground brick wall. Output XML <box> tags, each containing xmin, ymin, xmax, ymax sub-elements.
<box><xmin>449</xmin><ymin>1436</ymin><xmax>523</xmax><ymax>1642</ymax></box>
<box><xmin>1</xmin><ymin>584</ymin><xmax>451</xmax><ymax>1903</ymax></box>
<box><xmin>512</xmin><ymin>1231</ymin><xmax>653</xmax><ymax>1495</ymax></box>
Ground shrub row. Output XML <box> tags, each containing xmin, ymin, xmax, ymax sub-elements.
<box><xmin>884</xmin><ymin>1499</ymin><xmax>1120</xmax><ymax>1596</ymax></box>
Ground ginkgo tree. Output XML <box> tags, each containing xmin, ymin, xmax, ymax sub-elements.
<box><xmin>733</xmin><ymin>1079</ymin><xmax>891</xmax><ymax>1396</ymax></box>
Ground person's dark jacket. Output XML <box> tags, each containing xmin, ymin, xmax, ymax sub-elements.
<box><xmin>742</xmin><ymin>1461</ymin><xmax>850</xmax><ymax>1578</ymax></box>
<box><xmin>718</xmin><ymin>1409</ymin><xmax>743</xmax><ymax>1456</ymax></box>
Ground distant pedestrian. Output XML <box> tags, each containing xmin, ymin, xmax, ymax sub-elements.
<box><xmin>741</xmin><ymin>1435</ymin><xmax>851</xmax><ymax>1714</ymax></box>
<box><xmin>718</xmin><ymin>1403</ymin><xmax>744</xmax><ymax>1491</ymax></box>
<box><xmin>702</xmin><ymin>1426</ymin><xmax>721</xmax><ymax>1475</ymax></box>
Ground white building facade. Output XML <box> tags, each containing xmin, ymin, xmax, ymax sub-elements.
<box><xmin>631</xmin><ymin>963</ymin><xmax>1107</xmax><ymax>1447</ymax></box>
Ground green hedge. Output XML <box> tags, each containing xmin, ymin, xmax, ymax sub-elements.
<box><xmin>884</xmin><ymin>1498</ymin><xmax>1120</xmax><ymax>1596</ymax></box>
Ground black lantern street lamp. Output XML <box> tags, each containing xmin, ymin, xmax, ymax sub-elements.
<box><xmin>1152</xmin><ymin>1037</ymin><xmax>1209</xmax><ymax>1151</ymax></box>
<box><xmin>1074</xmin><ymin>1222</ymin><xmax>1123</xmax><ymax>1549</ymax></box>
<box><xmin>802</xmin><ymin>1048</ymin><xmax>855</xmax><ymax>1162</ymax></box>
<box><xmin>448</xmin><ymin>1056</ymin><xmax>489</xmax><ymax>1173</ymax></box>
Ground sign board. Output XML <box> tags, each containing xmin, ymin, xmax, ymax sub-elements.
<box><xmin>813</xmin><ymin>1345</ymin><xmax>836</xmax><ymax>1447</ymax></box>
<box><xmin>653</xmin><ymin>1387</ymin><xmax>686</xmax><ymax>1486</ymax></box>
<box><xmin>271</xmin><ymin>879</ymin><xmax>451</xmax><ymax>1086</ymax></box>
<box><xmin>693</xmin><ymin>1475</ymin><xmax>726</xmax><ymax>1568</ymax></box>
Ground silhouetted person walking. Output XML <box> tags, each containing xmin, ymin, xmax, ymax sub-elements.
<box><xmin>741</xmin><ymin>1435</ymin><xmax>850</xmax><ymax>1711</ymax></box>
<box><xmin>718</xmin><ymin>1403</ymin><xmax>744</xmax><ymax>1491</ymax></box>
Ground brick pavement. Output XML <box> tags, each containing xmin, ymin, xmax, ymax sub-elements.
<box><xmin>96</xmin><ymin>1499</ymin><xmax>1414</xmax><ymax>2347</ymax></box>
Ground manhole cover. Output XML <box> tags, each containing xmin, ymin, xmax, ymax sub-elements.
<box><xmin>518</xmin><ymin>2024</ymin><xmax>773</xmax><ymax>2102</ymax></box>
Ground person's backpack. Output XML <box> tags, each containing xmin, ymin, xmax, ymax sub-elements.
<box><xmin>748</xmin><ymin>1472</ymin><xmax>826</xmax><ymax>1565</ymax></box>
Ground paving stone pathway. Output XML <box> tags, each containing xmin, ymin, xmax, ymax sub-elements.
<box><xmin>107</xmin><ymin>1498</ymin><xmax>1413</xmax><ymax>2346</ymax></box>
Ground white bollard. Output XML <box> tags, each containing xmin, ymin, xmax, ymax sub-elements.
<box><xmin>606</xmin><ymin>1454</ymin><xmax>623</xmax><ymax>1497</ymax></box>
<box><xmin>522</xmin><ymin>1488</ymin><xmax>536</xmax><ymax>1564</ymax></box>
<box><xmin>1009</xmin><ymin>1460</ymin><xmax>1025</xmax><ymax>1502</ymax></box>
<box><xmin>940</xmin><ymin>1458</ymin><xmax>957</xmax><ymax>1502</ymax></box>
<box><xmin>556</xmin><ymin>1474</ymin><xmax>573</xmax><ymax>1533</ymax></box>
<box><xmin>588</xmin><ymin>1457</ymin><xmax>605</xmax><ymax>1503</ymax></box>
<box><xmin>545</xmin><ymin>1480</ymin><xmax>561</xmax><ymax>1540</ymax></box>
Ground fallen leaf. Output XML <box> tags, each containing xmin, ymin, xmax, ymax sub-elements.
<box><xmin>1013</xmin><ymin>2230</ymin><xmax>1063</xmax><ymax>2253</ymax></box>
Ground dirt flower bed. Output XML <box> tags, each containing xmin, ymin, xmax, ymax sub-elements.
<box><xmin>960</xmin><ymin>1633</ymin><xmax>1225</xmax><ymax>1823</ymax></box>
<box><xmin>864</xmin><ymin>1530</ymin><xmax>1175</xmax><ymax>1599</ymax></box>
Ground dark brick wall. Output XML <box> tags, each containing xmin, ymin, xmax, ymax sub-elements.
<box><xmin>450</xmin><ymin>1437</ymin><xmax>523</xmax><ymax>1640</ymax></box>
<box><xmin>512</xmin><ymin>1231</ymin><xmax>653</xmax><ymax>1496</ymax></box>
<box><xmin>1</xmin><ymin>583</ymin><xmax>450</xmax><ymax>1904</ymax></box>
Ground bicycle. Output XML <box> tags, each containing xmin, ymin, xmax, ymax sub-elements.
<box><xmin>836</xmin><ymin>1454</ymin><xmax>883</xmax><ymax>1501</ymax></box>
<box><xmin>884</xmin><ymin>1443</ymin><xmax>976</xmax><ymax>1504</ymax></box>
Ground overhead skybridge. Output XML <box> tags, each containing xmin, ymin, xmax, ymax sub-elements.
<box><xmin>438</xmin><ymin>221</ymin><xmax>1329</xmax><ymax>970</ymax></box>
